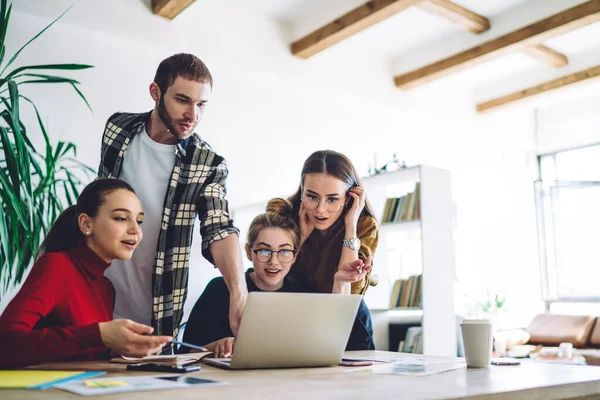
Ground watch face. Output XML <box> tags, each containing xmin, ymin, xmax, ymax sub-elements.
<box><xmin>344</xmin><ymin>238</ymin><xmax>361</xmax><ymax>250</ymax></box>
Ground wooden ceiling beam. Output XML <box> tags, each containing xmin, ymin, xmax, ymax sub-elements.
<box><xmin>152</xmin><ymin>0</ymin><xmax>195</xmax><ymax>20</ymax></box>
<box><xmin>417</xmin><ymin>0</ymin><xmax>490</xmax><ymax>34</ymax></box>
<box><xmin>291</xmin><ymin>0</ymin><xmax>423</xmax><ymax>59</ymax></box>
<box><xmin>418</xmin><ymin>0</ymin><xmax>569</xmax><ymax>69</ymax></box>
<box><xmin>476</xmin><ymin>65</ymin><xmax>600</xmax><ymax>113</ymax></box>
<box><xmin>394</xmin><ymin>0</ymin><xmax>600</xmax><ymax>88</ymax></box>
<box><xmin>523</xmin><ymin>44</ymin><xmax>569</xmax><ymax>68</ymax></box>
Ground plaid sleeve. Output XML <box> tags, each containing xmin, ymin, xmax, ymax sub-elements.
<box><xmin>97</xmin><ymin>112</ymin><xmax>124</xmax><ymax>178</ymax></box>
<box><xmin>197</xmin><ymin>158</ymin><xmax>239</xmax><ymax>265</ymax></box>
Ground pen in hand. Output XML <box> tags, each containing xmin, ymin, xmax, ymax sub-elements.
<box><xmin>170</xmin><ymin>340</ymin><xmax>209</xmax><ymax>352</ymax></box>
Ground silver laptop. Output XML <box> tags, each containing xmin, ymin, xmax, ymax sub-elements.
<box><xmin>203</xmin><ymin>292</ymin><xmax>361</xmax><ymax>369</ymax></box>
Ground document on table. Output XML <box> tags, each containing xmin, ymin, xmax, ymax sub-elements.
<box><xmin>54</xmin><ymin>374</ymin><xmax>229</xmax><ymax>396</ymax></box>
<box><xmin>344</xmin><ymin>355</ymin><xmax>467</xmax><ymax>376</ymax></box>
<box><xmin>0</xmin><ymin>370</ymin><xmax>105</xmax><ymax>389</ymax></box>
<box><xmin>372</xmin><ymin>361</ymin><xmax>466</xmax><ymax>376</ymax></box>
<box><xmin>344</xmin><ymin>355</ymin><xmax>465</xmax><ymax>365</ymax></box>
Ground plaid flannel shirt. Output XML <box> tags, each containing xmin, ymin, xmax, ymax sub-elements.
<box><xmin>98</xmin><ymin>111</ymin><xmax>239</xmax><ymax>338</ymax></box>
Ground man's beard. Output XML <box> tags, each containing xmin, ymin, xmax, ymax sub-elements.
<box><xmin>157</xmin><ymin>95</ymin><xmax>194</xmax><ymax>139</ymax></box>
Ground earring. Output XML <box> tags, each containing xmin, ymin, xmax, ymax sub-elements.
<box><xmin>85</xmin><ymin>231</ymin><xmax>91</xmax><ymax>236</ymax></box>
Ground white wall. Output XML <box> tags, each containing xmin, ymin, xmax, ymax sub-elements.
<box><xmin>2</xmin><ymin>1</ymin><xmax>543</xmax><ymax>326</ymax></box>
<box><xmin>536</xmin><ymin>92</ymin><xmax>600</xmax><ymax>155</ymax></box>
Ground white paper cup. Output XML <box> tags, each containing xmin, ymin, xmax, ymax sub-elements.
<box><xmin>559</xmin><ymin>342</ymin><xmax>573</xmax><ymax>359</ymax></box>
<box><xmin>494</xmin><ymin>338</ymin><xmax>507</xmax><ymax>355</ymax></box>
<box><xmin>461</xmin><ymin>319</ymin><xmax>493</xmax><ymax>368</ymax></box>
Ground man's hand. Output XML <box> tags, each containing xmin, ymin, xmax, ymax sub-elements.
<box><xmin>98</xmin><ymin>319</ymin><xmax>172</xmax><ymax>357</ymax></box>
<box><xmin>229</xmin><ymin>293</ymin><xmax>247</xmax><ymax>337</ymax></box>
<box><xmin>210</xmin><ymin>234</ymin><xmax>248</xmax><ymax>337</ymax></box>
<box><xmin>214</xmin><ymin>337</ymin><xmax>236</xmax><ymax>358</ymax></box>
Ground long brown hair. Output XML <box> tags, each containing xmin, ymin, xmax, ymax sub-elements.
<box><xmin>36</xmin><ymin>178</ymin><xmax>137</xmax><ymax>259</ymax></box>
<box><xmin>288</xmin><ymin>150</ymin><xmax>375</xmax><ymax>220</ymax></box>
<box><xmin>247</xmin><ymin>198</ymin><xmax>300</xmax><ymax>249</ymax></box>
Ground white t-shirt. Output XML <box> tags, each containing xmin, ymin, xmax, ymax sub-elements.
<box><xmin>104</xmin><ymin>127</ymin><xmax>176</xmax><ymax>325</ymax></box>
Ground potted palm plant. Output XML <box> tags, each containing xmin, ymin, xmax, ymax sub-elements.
<box><xmin>0</xmin><ymin>0</ymin><xmax>95</xmax><ymax>294</ymax></box>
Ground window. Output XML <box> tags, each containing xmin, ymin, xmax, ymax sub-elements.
<box><xmin>537</xmin><ymin>145</ymin><xmax>600</xmax><ymax>302</ymax></box>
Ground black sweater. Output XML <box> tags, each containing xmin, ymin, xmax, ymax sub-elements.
<box><xmin>181</xmin><ymin>268</ymin><xmax>375</xmax><ymax>352</ymax></box>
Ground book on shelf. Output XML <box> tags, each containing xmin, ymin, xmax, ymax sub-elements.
<box><xmin>397</xmin><ymin>340</ymin><xmax>405</xmax><ymax>352</ymax></box>
<box><xmin>389</xmin><ymin>279</ymin><xmax>402</xmax><ymax>308</ymax></box>
<box><xmin>110</xmin><ymin>351</ymin><xmax>213</xmax><ymax>367</ymax></box>
<box><xmin>380</xmin><ymin>182</ymin><xmax>421</xmax><ymax>223</ymax></box>
<box><xmin>389</xmin><ymin>274</ymin><xmax>422</xmax><ymax>309</ymax></box>
<box><xmin>402</xmin><ymin>326</ymin><xmax>423</xmax><ymax>354</ymax></box>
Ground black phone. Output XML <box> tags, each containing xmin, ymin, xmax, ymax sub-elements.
<box><xmin>126</xmin><ymin>363</ymin><xmax>201</xmax><ymax>373</ymax></box>
<box><xmin>491</xmin><ymin>359</ymin><xmax>521</xmax><ymax>366</ymax></box>
<box><xmin>345</xmin><ymin>186</ymin><xmax>359</xmax><ymax>209</ymax></box>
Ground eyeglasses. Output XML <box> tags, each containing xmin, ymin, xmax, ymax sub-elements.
<box><xmin>252</xmin><ymin>248</ymin><xmax>297</xmax><ymax>263</ymax></box>
<box><xmin>301</xmin><ymin>194</ymin><xmax>345</xmax><ymax>212</ymax></box>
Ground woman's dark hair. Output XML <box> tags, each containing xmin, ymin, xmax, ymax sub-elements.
<box><xmin>288</xmin><ymin>150</ymin><xmax>375</xmax><ymax>220</ymax></box>
<box><xmin>246</xmin><ymin>198</ymin><xmax>300</xmax><ymax>250</ymax></box>
<box><xmin>35</xmin><ymin>178</ymin><xmax>137</xmax><ymax>259</ymax></box>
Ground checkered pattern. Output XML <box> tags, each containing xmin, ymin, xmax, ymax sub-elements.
<box><xmin>98</xmin><ymin>111</ymin><xmax>239</xmax><ymax>337</ymax></box>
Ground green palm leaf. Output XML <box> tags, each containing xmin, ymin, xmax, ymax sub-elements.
<box><xmin>0</xmin><ymin>1</ymin><xmax>95</xmax><ymax>291</ymax></box>
<box><xmin>0</xmin><ymin>4</ymin><xmax>74</xmax><ymax>76</ymax></box>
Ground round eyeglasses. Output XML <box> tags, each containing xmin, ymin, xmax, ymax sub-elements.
<box><xmin>301</xmin><ymin>194</ymin><xmax>345</xmax><ymax>212</ymax></box>
<box><xmin>252</xmin><ymin>248</ymin><xmax>297</xmax><ymax>263</ymax></box>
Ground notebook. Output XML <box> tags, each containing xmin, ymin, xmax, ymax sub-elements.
<box><xmin>0</xmin><ymin>370</ymin><xmax>105</xmax><ymax>390</ymax></box>
<box><xmin>203</xmin><ymin>292</ymin><xmax>361</xmax><ymax>370</ymax></box>
<box><xmin>110</xmin><ymin>351</ymin><xmax>212</xmax><ymax>367</ymax></box>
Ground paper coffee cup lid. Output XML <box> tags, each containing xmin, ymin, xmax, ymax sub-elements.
<box><xmin>461</xmin><ymin>319</ymin><xmax>492</xmax><ymax>324</ymax></box>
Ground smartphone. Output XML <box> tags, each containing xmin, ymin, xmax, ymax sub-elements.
<box><xmin>491</xmin><ymin>359</ymin><xmax>521</xmax><ymax>366</ymax></box>
<box><xmin>339</xmin><ymin>359</ymin><xmax>374</xmax><ymax>367</ymax></box>
<box><xmin>126</xmin><ymin>363</ymin><xmax>201</xmax><ymax>373</ymax></box>
<box><xmin>345</xmin><ymin>187</ymin><xmax>357</xmax><ymax>209</ymax></box>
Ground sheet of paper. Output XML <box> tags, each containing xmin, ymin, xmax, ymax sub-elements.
<box><xmin>55</xmin><ymin>374</ymin><xmax>229</xmax><ymax>396</ymax></box>
<box><xmin>343</xmin><ymin>354</ymin><xmax>465</xmax><ymax>365</ymax></box>
<box><xmin>0</xmin><ymin>370</ymin><xmax>105</xmax><ymax>389</ymax></box>
<box><xmin>371</xmin><ymin>361</ymin><xmax>466</xmax><ymax>376</ymax></box>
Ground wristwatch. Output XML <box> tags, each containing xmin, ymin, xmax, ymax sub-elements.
<box><xmin>342</xmin><ymin>238</ymin><xmax>361</xmax><ymax>251</ymax></box>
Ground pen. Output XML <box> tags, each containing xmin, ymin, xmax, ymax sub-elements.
<box><xmin>170</xmin><ymin>340</ymin><xmax>209</xmax><ymax>352</ymax></box>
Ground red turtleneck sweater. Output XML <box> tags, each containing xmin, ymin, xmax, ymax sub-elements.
<box><xmin>0</xmin><ymin>245</ymin><xmax>114</xmax><ymax>368</ymax></box>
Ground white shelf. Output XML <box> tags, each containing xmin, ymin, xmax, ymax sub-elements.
<box><xmin>379</xmin><ymin>220</ymin><xmax>421</xmax><ymax>232</ymax></box>
<box><xmin>371</xmin><ymin>307</ymin><xmax>422</xmax><ymax>312</ymax></box>
<box><xmin>363</xmin><ymin>166</ymin><xmax>421</xmax><ymax>185</ymax></box>
<box><xmin>363</xmin><ymin>165</ymin><xmax>456</xmax><ymax>357</ymax></box>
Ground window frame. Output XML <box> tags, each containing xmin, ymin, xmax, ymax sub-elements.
<box><xmin>536</xmin><ymin>144</ymin><xmax>600</xmax><ymax>305</ymax></box>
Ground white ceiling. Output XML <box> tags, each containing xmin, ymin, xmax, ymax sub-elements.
<box><xmin>13</xmin><ymin>0</ymin><xmax>600</xmax><ymax>112</ymax></box>
<box><xmin>229</xmin><ymin>0</ymin><xmax>600</xmax><ymax>57</ymax></box>
<box><xmin>228</xmin><ymin>0</ymin><xmax>600</xmax><ymax>109</ymax></box>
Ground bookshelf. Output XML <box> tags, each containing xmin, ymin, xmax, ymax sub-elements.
<box><xmin>362</xmin><ymin>166</ymin><xmax>456</xmax><ymax>357</ymax></box>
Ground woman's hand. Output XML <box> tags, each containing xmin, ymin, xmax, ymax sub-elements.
<box><xmin>298</xmin><ymin>203</ymin><xmax>315</xmax><ymax>246</ymax></box>
<box><xmin>213</xmin><ymin>337</ymin><xmax>235</xmax><ymax>358</ymax></box>
<box><xmin>98</xmin><ymin>319</ymin><xmax>172</xmax><ymax>357</ymax></box>
<box><xmin>333</xmin><ymin>256</ymin><xmax>373</xmax><ymax>294</ymax></box>
<box><xmin>344</xmin><ymin>186</ymin><xmax>366</xmax><ymax>232</ymax></box>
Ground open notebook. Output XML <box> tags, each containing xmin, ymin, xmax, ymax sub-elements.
<box><xmin>110</xmin><ymin>351</ymin><xmax>213</xmax><ymax>367</ymax></box>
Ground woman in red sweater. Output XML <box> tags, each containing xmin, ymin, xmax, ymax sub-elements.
<box><xmin>0</xmin><ymin>178</ymin><xmax>172</xmax><ymax>368</ymax></box>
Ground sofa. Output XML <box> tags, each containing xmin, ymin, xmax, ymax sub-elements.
<box><xmin>525</xmin><ymin>313</ymin><xmax>600</xmax><ymax>365</ymax></box>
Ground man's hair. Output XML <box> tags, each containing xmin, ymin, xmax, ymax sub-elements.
<box><xmin>154</xmin><ymin>53</ymin><xmax>213</xmax><ymax>93</ymax></box>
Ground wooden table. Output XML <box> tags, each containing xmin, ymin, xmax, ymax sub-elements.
<box><xmin>4</xmin><ymin>351</ymin><xmax>600</xmax><ymax>399</ymax></box>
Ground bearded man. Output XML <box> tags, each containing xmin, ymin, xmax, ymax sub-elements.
<box><xmin>98</xmin><ymin>54</ymin><xmax>247</xmax><ymax>347</ymax></box>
